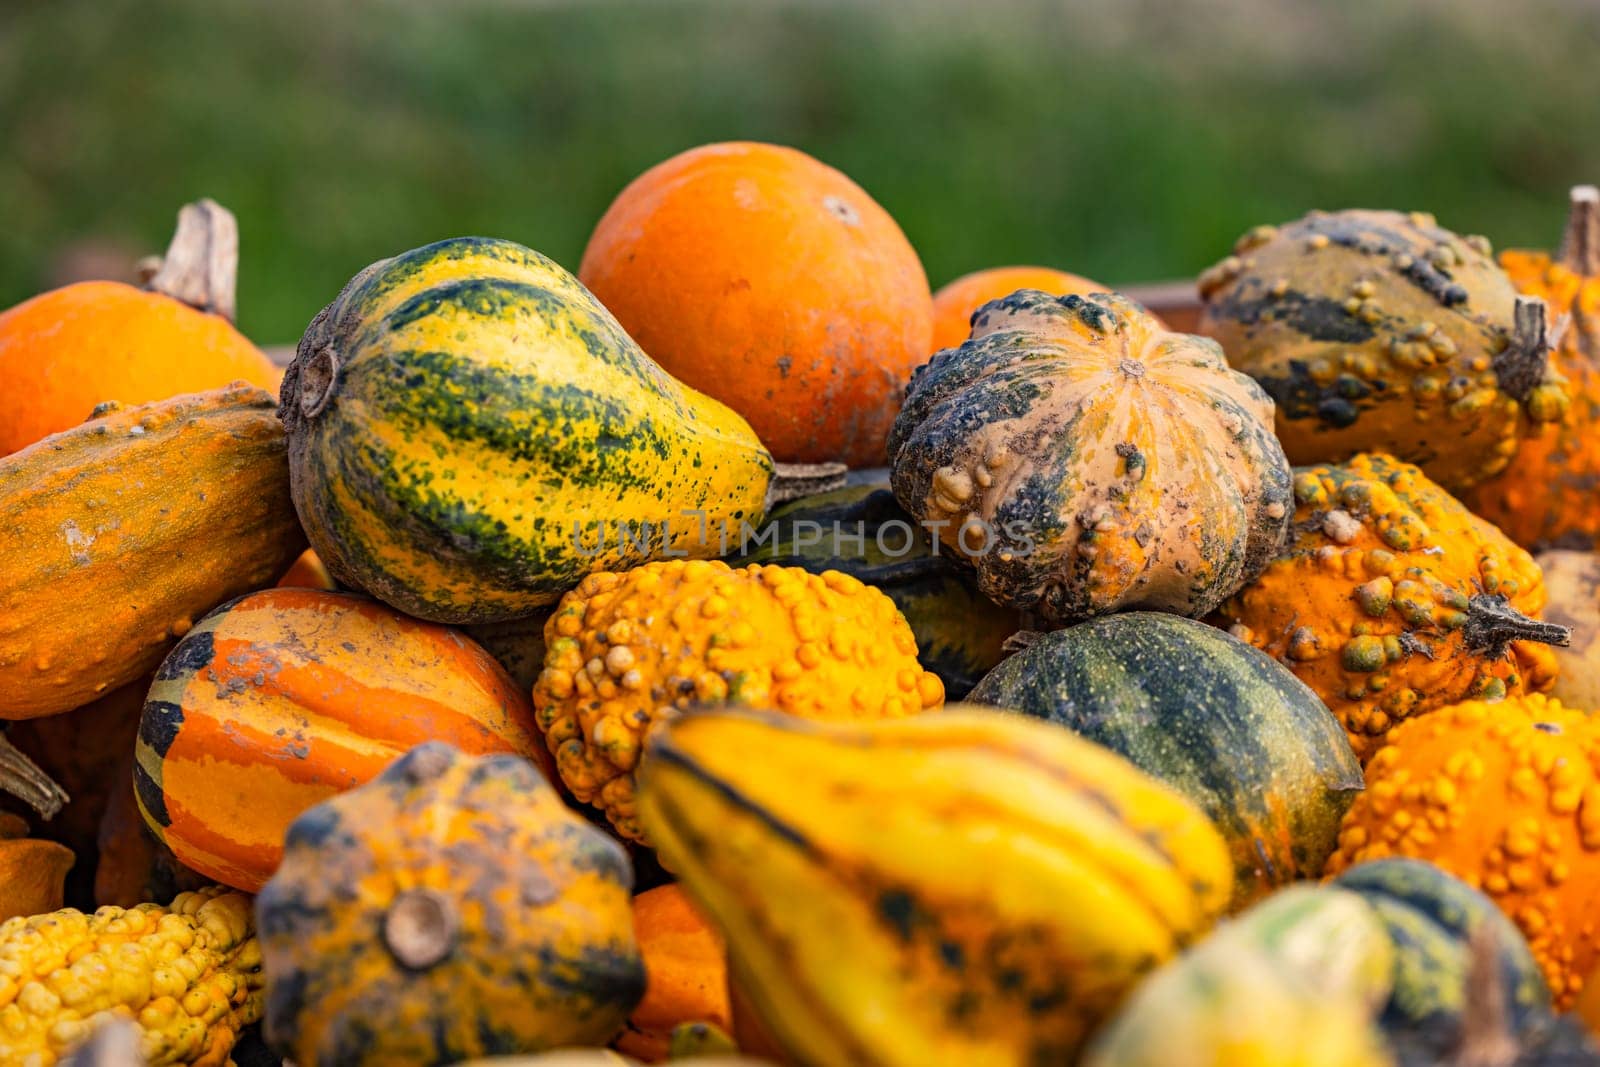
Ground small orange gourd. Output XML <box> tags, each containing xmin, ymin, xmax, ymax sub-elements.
<box><xmin>614</xmin><ymin>885</ymin><xmax>730</xmax><ymax>1063</ymax></box>
<box><xmin>1325</xmin><ymin>694</ymin><xmax>1600</xmax><ymax>1009</ymax></box>
<box><xmin>0</xmin><ymin>200</ymin><xmax>279</xmax><ymax>456</ymax></box>
<box><xmin>0</xmin><ymin>814</ymin><xmax>73</xmax><ymax>923</ymax></box>
<box><xmin>930</xmin><ymin>266</ymin><xmax>1109</xmax><ymax>352</ymax></box>
<box><xmin>1216</xmin><ymin>452</ymin><xmax>1567</xmax><ymax>761</ymax></box>
<box><xmin>1465</xmin><ymin>186</ymin><xmax>1600</xmax><ymax>549</ymax></box>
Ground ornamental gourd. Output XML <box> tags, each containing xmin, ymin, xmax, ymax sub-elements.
<box><xmin>614</xmin><ymin>885</ymin><xmax>730</xmax><ymax>1063</ymax></box>
<box><xmin>727</xmin><ymin>481</ymin><xmax>1021</xmax><ymax>698</ymax></box>
<box><xmin>0</xmin><ymin>887</ymin><xmax>263</xmax><ymax>1066</ymax></box>
<box><xmin>930</xmin><ymin>266</ymin><xmax>1109</xmax><ymax>352</ymax></box>
<box><xmin>257</xmin><ymin>743</ymin><xmax>645</xmax><ymax>1066</ymax></box>
<box><xmin>136</xmin><ymin>588</ymin><xmax>547</xmax><ymax>892</ymax></box>
<box><xmin>279</xmin><ymin>236</ymin><xmax>840</xmax><ymax>625</ymax></box>
<box><xmin>638</xmin><ymin>706</ymin><xmax>1234</xmax><ymax>1066</ymax></box>
<box><xmin>1533</xmin><ymin>549</ymin><xmax>1600</xmax><ymax>711</ymax></box>
<box><xmin>0</xmin><ymin>385</ymin><xmax>306</xmax><ymax>721</ymax></box>
<box><xmin>1331</xmin><ymin>858</ymin><xmax>1553</xmax><ymax>1037</ymax></box>
<box><xmin>0</xmin><ymin>814</ymin><xmax>72</xmax><ymax>923</ymax></box>
<box><xmin>1198</xmin><ymin>208</ymin><xmax>1567</xmax><ymax>492</ymax></box>
<box><xmin>1464</xmin><ymin>186</ymin><xmax>1600</xmax><ymax>548</ymax></box>
<box><xmin>0</xmin><ymin>200</ymin><xmax>280</xmax><ymax>457</ymax></box>
<box><xmin>1325</xmin><ymin>695</ymin><xmax>1600</xmax><ymax>1009</ymax></box>
<box><xmin>888</xmin><ymin>290</ymin><xmax>1292</xmax><ymax>626</ymax></box>
<box><xmin>533</xmin><ymin>560</ymin><xmax>944</xmax><ymax>844</ymax></box>
<box><xmin>968</xmin><ymin>613</ymin><xmax>1363</xmax><ymax>907</ymax></box>
<box><xmin>1215</xmin><ymin>452</ymin><xmax>1568</xmax><ymax>761</ymax></box>
<box><xmin>1083</xmin><ymin>885</ymin><xmax>1398</xmax><ymax>1067</ymax></box>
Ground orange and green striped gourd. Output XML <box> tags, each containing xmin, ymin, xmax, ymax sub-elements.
<box><xmin>135</xmin><ymin>587</ymin><xmax>547</xmax><ymax>892</ymax></box>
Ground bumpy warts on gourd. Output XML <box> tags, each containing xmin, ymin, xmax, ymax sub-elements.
<box><xmin>889</xmin><ymin>289</ymin><xmax>1292</xmax><ymax>627</ymax></box>
<box><xmin>0</xmin><ymin>887</ymin><xmax>263</xmax><ymax>1067</ymax></box>
<box><xmin>256</xmin><ymin>743</ymin><xmax>643</xmax><ymax>1067</ymax></box>
<box><xmin>532</xmin><ymin>559</ymin><xmax>944</xmax><ymax>843</ymax></box>
<box><xmin>1325</xmin><ymin>695</ymin><xmax>1600</xmax><ymax>1010</ymax></box>
<box><xmin>1216</xmin><ymin>452</ymin><xmax>1567</xmax><ymax>762</ymax></box>
<box><xmin>1465</xmin><ymin>186</ymin><xmax>1600</xmax><ymax>550</ymax></box>
<box><xmin>1198</xmin><ymin>209</ymin><xmax>1567</xmax><ymax>492</ymax></box>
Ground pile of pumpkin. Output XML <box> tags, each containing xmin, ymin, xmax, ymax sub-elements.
<box><xmin>2</xmin><ymin>143</ymin><xmax>1600</xmax><ymax>1067</ymax></box>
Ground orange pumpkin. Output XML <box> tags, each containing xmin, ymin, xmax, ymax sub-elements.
<box><xmin>579</xmin><ymin>142</ymin><xmax>932</xmax><ymax>468</ymax></box>
<box><xmin>1464</xmin><ymin>185</ymin><xmax>1600</xmax><ymax>549</ymax></box>
<box><xmin>614</xmin><ymin>885</ymin><xmax>731</xmax><ymax>1063</ymax></box>
<box><xmin>0</xmin><ymin>200</ymin><xmax>279</xmax><ymax>456</ymax></box>
<box><xmin>0</xmin><ymin>813</ymin><xmax>73</xmax><ymax>922</ymax></box>
<box><xmin>134</xmin><ymin>587</ymin><xmax>551</xmax><ymax>891</ymax></box>
<box><xmin>1325</xmin><ymin>694</ymin><xmax>1600</xmax><ymax>1009</ymax></box>
<box><xmin>276</xmin><ymin>548</ymin><xmax>336</xmax><ymax>590</ymax></box>
<box><xmin>930</xmin><ymin>266</ymin><xmax>1109</xmax><ymax>352</ymax></box>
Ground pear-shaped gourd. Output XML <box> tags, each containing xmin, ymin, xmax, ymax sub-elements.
<box><xmin>280</xmin><ymin>237</ymin><xmax>833</xmax><ymax>624</ymax></box>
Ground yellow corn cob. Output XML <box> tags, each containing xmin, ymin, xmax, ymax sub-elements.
<box><xmin>0</xmin><ymin>887</ymin><xmax>263</xmax><ymax>1067</ymax></box>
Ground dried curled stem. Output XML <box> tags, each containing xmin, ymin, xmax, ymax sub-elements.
<box><xmin>143</xmin><ymin>198</ymin><xmax>240</xmax><ymax>322</ymax></box>
<box><xmin>0</xmin><ymin>732</ymin><xmax>69</xmax><ymax>820</ymax></box>
<box><xmin>1492</xmin><ymin>296</ymin><xmax>1556</xmax><ymax>402</ymax></box>
<box><xmin>767</xmin><ymin>462</ymin><xmax>848</xmax><ymax>506</ymax></box>
<box><xmin>1461</xmin><ymin>593</ymin><xmax>1570</xmax><ymax>656</ymax></box>
<box><xmin>1558</xmin><ymin>184</ymin><xmax>1600</xmax><ymax>276</ymax></box>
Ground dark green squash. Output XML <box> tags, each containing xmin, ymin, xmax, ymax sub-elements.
<box><xmin>727</xmin><ymin>480</ymin><xmax>1019</xmax><ymax>698</ymax></box>
<box><xmin>967</xmin><ymin>612</ymin><xmax>1362</xmax><ymax>908</ymax></box>
<box><xmin>1332</xmin><ymin>858</ymin><xmax>1554</xmax><ymax>1038</ymax></box>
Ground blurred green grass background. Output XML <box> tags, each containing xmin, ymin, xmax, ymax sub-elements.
<box><xmin>4</xmin><ymin>0</ymin><xmax>1599</xmax><ymax>343</ymax></box>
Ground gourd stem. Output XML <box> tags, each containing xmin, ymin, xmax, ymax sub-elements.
<box><xmin>143</xmin><ymin>199</ymin><xmax>239</xmax><ymax>322</ymax></box>
<box><xmin>1448</xmin><ymin>924</ymin><xmax>1519</xmax><ymax>1067</ymax></box>
<box><xmin>1461</xmin><ymin>593</ymin><xmax>1570</xmax><ymax>655</ymax></box>
<box><xmin>0</xmin><ymin>732</ymin><xmax>69</xmax><ymax>820</ymax></box>
<box><xmin>383</xmin><ymin>887</ymin><xmax>458</xmax><ymax>971</ymax></box>
<box><xmin>1491</xmin><ymin>297</ymin><xmax>1553</xmax><ymax>402</ymax></box>
<box><xmin>1558</xmin><ymin>185</ymin><xmax>1600</xmax><ymax>276</ymax></box>
<box><xmin>767</xmin><ymin>462</ymin><xmax>848</xmax><ymax>506</ymax></box>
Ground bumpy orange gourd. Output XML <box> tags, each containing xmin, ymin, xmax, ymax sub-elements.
<box><xmin>0</xmin><ymin>384</ymin><xmax>307</xmax><ymax>720</ymax></box>
<box><xmin>0</xmin><ymin>813</ymin><xmax>73</xmax><ymax>923</ymax></box>
<box><xmin>578</xmin><ymin>142</ymin><xmax>933</xmax><ymax>467</ymax></box>
<box><xmin>1325</xmin><ymin>695</ymin><xmax>1600</xmax><ymax>1009</ymax></box>
<box><xmin>136</xmin><ymin>588</ymin><xmax>548</xmax><ymax>892</ymax></box>
<box><xmin>0</xmin><ymin>200</ymin><xmax>278</xmax><ymax>456</ymax></box>
<box><xmin>533</xmin><ymin>560</ymin><xmax>944</xmax><ymax>843</ymax></box>
<box><xmin>614</xmin><ymin>885</ymin><xmax>730</xmax><ymax>1063</ymax></box>
<box><xmin>930</xmin><ymin>266</ymin><xmax>1108</xmax><ymax>352</ymax></box>
<box><xmin>1216</xmin><ymin>453</ymin><xmax>1566</xmax><ymax>762</ymax></box>
<box><xmin>1465</xmin><ymin>186</ymin><xmax>1600</xmax><ymax>550</ymax></box>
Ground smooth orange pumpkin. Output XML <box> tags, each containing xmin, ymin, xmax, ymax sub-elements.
<box><xmin>614</xmin><ymin>885</ymin><xmax>731</xmax><ymax>1063</ymax></box>
<box><xmin>1464</xmin><ymin>185</ymin><xmax>1600</xmax><ymax>549</ymax></box>
<box><xmin>930</xmin><ymin>266</ymin><xmax>1109</xmax><ymax>352</ymax></box>
<box><xmin>276</xmin><ymin>548</ymin><xmax>336</xmax><ymax>590</ymax></box>
<box><xmin>0</xmin><ymin>200</ymin><xmax>279</xmax><ymax>456</ymax></box>
<box><xmin>0</xmin><ymin>813</ymin><xmax>73</xmax><ymax>922</ymax></box>
<box><xmin>579</xmin><ymin>142</ymin><xmax>933</xmax><ymax>468</ymax></box>
<box><xmin>135</xmin><ymin>587</ymin><xmax>550</xmax><ymax>891</ymax></box>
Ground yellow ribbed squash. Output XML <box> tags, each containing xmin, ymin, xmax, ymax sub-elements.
<box><xmin>533</xmin><ymin>559</ymin><xmax>945</xmax><ymax>843</ymax></box>
<box><xmin>0</xmin><ymin>887</ymin><xmax>262</xmax><ymax>1066</ymax></box>
<box><xmin>637</xmin><ymin>706</ymin><xmax>1234</xmax><ymax>1067</ymax></box>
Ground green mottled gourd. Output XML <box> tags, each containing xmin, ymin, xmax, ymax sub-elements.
<box><xmin>1198</xmin><ymin>209</ymin><xmax>1567</xmax><ymax>491</ymax></box>
<box><xmin>256</xmin><ymin>742</ymin><xmax>644</xmax><ymax>1066</ymax></box>
<box><xmin>969</xmin><ymin>613</ymin><xmax>1363</xmax><ymax>908</ymax></box>
<box><xmin>279</xmin><ymin>236</ymin><xmax>836</xmax><ymax>625</ymax></box>
<box><xmin>889</xmin><ymin>289</ymin><xmax>1292</xmax><ymax>626</ymax></box>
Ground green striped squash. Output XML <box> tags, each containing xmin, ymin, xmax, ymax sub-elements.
<box><xmin>968</xmin><ymin>612</ymin><xmax>1363</xmax><ymax>908</ymax></box>
<box><xmin>279</xmin><ymin>236</ymin><xmax>774</xmax><ymax>624</ymax></box>
<box><xmin>1332</xmin><ymin>858</ymin><xmax>1553</xmax><ymax>1037</ymax></box>
<box><xmin>727</xmin><ymin>479</ymin><xmax>1019</xmax><ymax>698</ymax></box>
